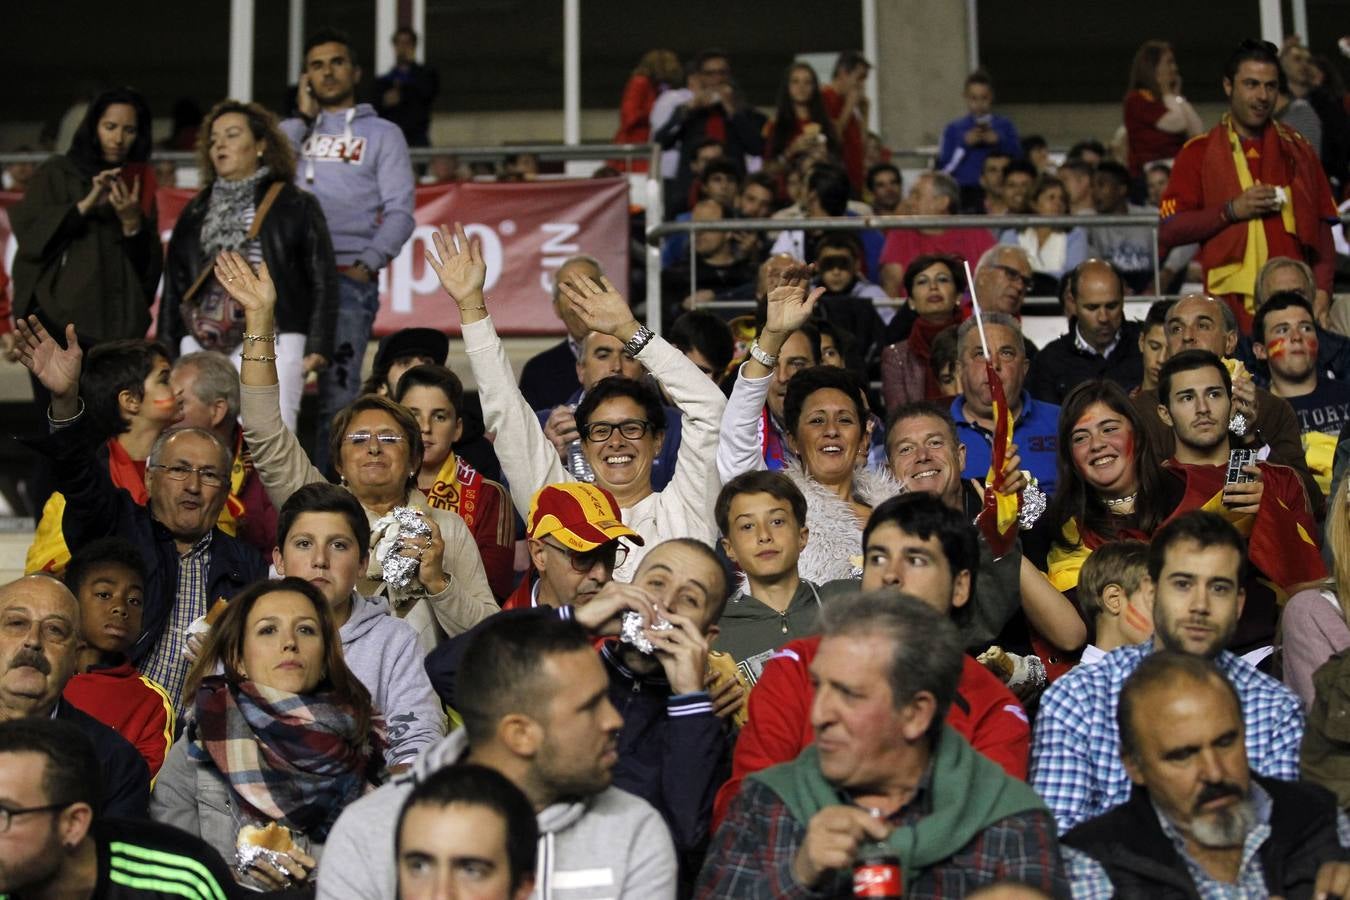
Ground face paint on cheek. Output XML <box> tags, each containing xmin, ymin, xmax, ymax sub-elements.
<box><xmin>1123</xmin><ymin>600</ymin><xmax>1153</xmax><ymax>635</ymax></box>
<box><xmin>1265</xmin><ymin>337</ymin><xmax>1289</xmax><ymax>360</ymax></box>
<box><xmin>151</xmin><ymin>397</ymin><xmax>178</xmax><ymax>410</ymax></box>
<box><xmin>1306</xmin><ymin>335</ymin><xmax>1318</xmax><ymax>357</ymax></box>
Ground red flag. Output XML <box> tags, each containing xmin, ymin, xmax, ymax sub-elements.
<box><xmin>976</xmin><ymin>360</ymin><xmax>1020</xmax><ymax>558</ymax></box>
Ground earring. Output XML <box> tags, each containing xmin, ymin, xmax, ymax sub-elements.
<box><xmin>257</xmin><ymin>151</ymin><xmax>263</xmax><ymax>159</ymax></box>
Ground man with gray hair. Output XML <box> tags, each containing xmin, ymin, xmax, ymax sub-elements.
<box><xmin>518</xmin><ymin>254</ymin><xmax>608</xmax><ymax>410</ymax></box>
<box><xmin>171</xmin><ymin>350</ymin><xmax>277</xmax><ymax>554</ymax></box>
<box><xmin>877</xmin><ymin>171</ymin><xmax>996</xmax><ymax>298</ymax></box>
<box><xmin>1061</xmin><ymin>651</ymin><xmax>1349</xmax><ymax>897</ymax></box>
<box><xmin>13</xmin><ymin>317</ymin><xmax>266</xmax><ymax>705</ymax></box>
<box><xmin>971</xmin><ymin>243</ymin><xmax>1035</xmax><ymax>319</ymax></box>
<box><xmin>952</xmin><ymin>311</ymin><xmax>1060</xmax><ymax>495</ymax></box>
<box><xmin>697</xmin><ymin>591</ymin><xmax>1065</xmax><ymax>897</ymax></box>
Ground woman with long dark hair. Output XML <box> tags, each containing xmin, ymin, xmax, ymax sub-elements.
<box><xmin>10</xmin><ymin>88</ymin><xmax>160</xmax><ymax>347</ymax></box>
<box><xmin>764</xmin><ymin>63</ymin><xmax>841</xmax><ymax>171</ymax></box>
<box><xmin>151</xmin><ymin>577</ymin><xmax>384</xmax><ymax>892</ymax></box>
<box><xmin>1043</xmin><ymin>379</ymin><xmax>1183</xmax><ymax>592</ymax></box>
<box><xmin>161</xmin><ymin>99</ymin><xmax>338</xmax><ymax>430</ymax></box>
<box><xmin>1123</xmin><ymin>40</ymin><xmax>1203</xmax><ymax>180</ymax></box>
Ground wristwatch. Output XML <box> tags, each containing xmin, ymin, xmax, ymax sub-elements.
<box><xmin>622</xmin><ymin>324</ymin><xmax>656</xmax><ymax>358</ymax></box>
<box><xmin>748</xmin><ymin>340</ymin><xmax>779</xmax><ymax>367</ymax></box>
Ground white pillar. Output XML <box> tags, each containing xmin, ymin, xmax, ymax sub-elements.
<box><xmin>1258</xmin><ymin>0</ymin><xmax>1284</xmax><ymax>46</ymax></box>
<box><xmin>228</xmin><ymin>0</ymin><xmax>255</xmax><ymax>101</ymax></box>
<box><xmin>375</xmin><ymin>0</ymin><xmax>398</xmax><ymax>75</ymax></box>
<box><xmin>861</xmin><ymin>0</ymin><xmax>880</xmax><ymax>134</ymax></box>
<box><xmin>1291</xmin><ymin>0</ymin><xmax>1308</xmax><ymax>45</ymax></box>
<box><xmin>964</xmin><ymin>0</ymin><xmax>980</xmax><ymax>72</ymax></box>
<box><xmin>412</xmin><ymin>0</ymin><xmax>427</xmax><ymax>62</ymax></box>
<box><xmin>287</xmin><ymin>0</ymin><xmax>304</xmax><ymax>79</ymax></box>
<box><xmin>563</xmin><ymin>0</ymin><xmax>581</xmax><ymax>145</ymax></box>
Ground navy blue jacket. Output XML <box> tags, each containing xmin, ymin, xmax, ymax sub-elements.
<box><xmin>425</xmin><ymin>607</ymin><xmax>731</xmax><ymax>853</ymax></box>
<box><xmin>57</xmin><ymin>699</ymin><xmax>151</xmax><ymax>820</ymax></box>
<box><xmin>43</xmin><ymin>416</ymin><xmax>267</xmax><ymax>667</ymax></box>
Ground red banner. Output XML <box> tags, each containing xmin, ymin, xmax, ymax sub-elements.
<box><xmin>2</xmin><ymin>178</ymin><xmax>631</xmax><ymax>337</ymax></box>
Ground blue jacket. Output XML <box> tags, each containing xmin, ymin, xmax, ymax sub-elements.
<box><xmin>954</xmin><ymin>391</ymin><xmax>1061</xmax><ymax>497</ymax></box>
<box><xmin>938</xmin><ymin>113</ymin><xmax>1021</xmax><ymax>188</ymax></box>
<box><xmin>425</xmin><ymin>607</ymin><xmax>731</xmax><ymax>854</ymax></box>
<box><xmin>44</xmin><ymin>416</ymin><xmax>267</xmax><ymax>668</ymax></box>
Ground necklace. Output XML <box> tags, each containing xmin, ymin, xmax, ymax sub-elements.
<box><xmin>1103</xmin><ymin>492</ymin><xmax>1138</xmax><ymax>508</ymax></box>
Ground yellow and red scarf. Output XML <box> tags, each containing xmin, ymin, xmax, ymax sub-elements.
<box><xmin>423</xmin><ymin>453</ymin><xmax>485</xmax><ymax>527</ymax></box>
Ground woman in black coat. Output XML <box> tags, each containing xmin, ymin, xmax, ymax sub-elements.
<box><xmin>161</xmin><ymin>99</ymin><xmax>338</xmax><ymax>430</ymax></box>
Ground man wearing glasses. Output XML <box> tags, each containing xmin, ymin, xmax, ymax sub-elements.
<box><xmin>0</xmin><ymin>717</ymin><xmax>236</xmax><ymax>898</ymax></box>
<box><xmin>503</xmin><ymin>482</ymin><xmax>643</xmax><ymax>612</ymax></box>
<box><xmin>13</xmin><ymin>316</ymin><xmax>267</xmax><ymax>707</ymax></box>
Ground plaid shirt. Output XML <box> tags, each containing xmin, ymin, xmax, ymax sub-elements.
<box><xmin>139</xmin><ymin>532</ymin><xmax>213</xmax><ymax>705</ymax></box>
<box><xmin>695</xmin><ymin>779</ymin><xmax>1066</xmax><ymax>899</ymax></box>
<box><xmin>1031</xmin><ymin>643</ymin><xmax>1304</xmax><ymax>833</ymax></box>
<box><xmin>1064</xmin><ymin>786</ymin><xmax>1350</xmax><ymax>899</ymax></box>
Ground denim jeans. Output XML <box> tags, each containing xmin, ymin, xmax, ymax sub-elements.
<box><xmin>313</xmin><ymin>273</ymin><xmax>381</xmax><ymax>476</ymax></box>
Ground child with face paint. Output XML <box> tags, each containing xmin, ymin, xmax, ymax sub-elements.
<box><xmin>1074</xmin><ymin>540</ymin><xmax>1154</xmax><ymax>665</ymax></box>
<box><xmin>26</xmin><ymin>338</ymin><xmax>185</xmax><ymax>574</ymax></box>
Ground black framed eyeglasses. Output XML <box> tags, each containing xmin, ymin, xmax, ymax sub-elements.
<box><xmin>540</xmin><ymin>540</ymin><xmax>628</xmax><ymax>573</ymax></box>
<box><xmin>0</xmin><ymin>802</ymin><xmax>71</xmax><ymax>833</ymax></box>
<box><xmin>580</xmin><ymin>419</ymin><xmax>654</xmax><ymax>443</ymax></box>
<box><xmin>149</xmin><ymin>463</ymin><xmax>225</xmax><ymax>488</ymax></box>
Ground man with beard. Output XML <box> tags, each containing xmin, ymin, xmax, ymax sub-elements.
<box><xmin>1031</xmin><ymin>511</ymin><xmax>1304</xmax><ymax>832</ymax></box>
<box><xmin>0</xmin><ymin>575</ymin><xmax>149</xmax><ymax>820</ymax></box>
<box><xmin>0</xmin><ymin>718</ymin><xmax>235</xmax><ymax>899</ymax></box>
<box><xmin>1061</xmin><ymin>652</ymin><xmax>1350</xmax><ymax>897</ymax></box>
<box><xmin>1155</xmin><ymin>348</ymin><xmax>1324</xmax><ymax>652</ymax></box>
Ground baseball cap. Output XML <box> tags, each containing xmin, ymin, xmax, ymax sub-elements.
<box><xmin>527</xmin><ymin>483</ymin><xmax>644</xmax><ymax>552</ymax></box>
<box><xmin>375</xmin><ymin>327</ymin><xmax>449</xmax><ymax>373</ymax></box>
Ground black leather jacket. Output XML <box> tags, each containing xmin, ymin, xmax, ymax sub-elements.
<box><xmin>159</xmin><ymin>178</ymin><xmax>338</xmax><ymax>360</ymax></box>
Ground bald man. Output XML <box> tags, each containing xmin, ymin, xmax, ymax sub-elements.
<box><xmin>1028</xmin><ymin>259</ymin><xmax>1144</xmax><ymax>404</ymax></box>
<box><xmin>0</xmin><ymin>576</ymin><xmax>150</xmax><ymax>818</ymax></box>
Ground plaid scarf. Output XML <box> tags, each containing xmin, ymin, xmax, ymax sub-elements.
<box><xmin>188</xmin><ymin>675</ymin><xmax>382</xmax><ymax>841</ymax></box>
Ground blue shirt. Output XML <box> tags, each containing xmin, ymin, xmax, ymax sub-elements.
<box><xmin>953</xmin><ymin>392</ymin><xmax>1060</xmax><ymax>497</ymax></box>
<box><xmin>937</xmin><ymin>113</ymin><xmax>1021</xmax><ymax>188</ymax></box>
<box><xmin>1031</xmin><ymin>642</ymin><xmax>1305</xmax><ymax>834</ymax></box>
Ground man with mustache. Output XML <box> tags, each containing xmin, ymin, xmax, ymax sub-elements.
<box><xmin>1155</xmin><ymin>348</ymin><xmax>1323</xmax><ymax>653</ymax></box>
<box><xmin>1061</xmin><ymin>652</ymin><xmax>1350</xmax><ymax>897</ymax></box>
<box><xmin>1031</xmin><ymin>511</ymin><xmax>1305</xmax><ymax>833</ymax></box>
<box><xmin>0</xmin><ymin>575</ymin><xmax>150</xmax><ymax>819</ymax></box>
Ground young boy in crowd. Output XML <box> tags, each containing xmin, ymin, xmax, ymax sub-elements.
<box><xmin>715</xmin><ymin>471</ymin><xmax>819</xmax><ymax>688</ymax></box>
<box><xmin>1075</xmin><ymin>539</ymin><xmax>1153</xmax><ymax>665</ymax></box>
<box><xmin>61</xmin><ymin>537</ymin><xmax>175</xmax><ymax>778</ymax></box>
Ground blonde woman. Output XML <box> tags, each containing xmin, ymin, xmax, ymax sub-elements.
<box><xmin>1283</xmin><ymin>475</ymin><xmax>1350</xmax><ymax>708</ymax></box>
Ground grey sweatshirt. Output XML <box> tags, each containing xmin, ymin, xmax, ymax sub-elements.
<box><xmin>316</xmin><ymin>729</ymin><xmax>677</xmax><ymax>900</ymax></box>
<box><xmin>279</xmin><ymin>104</ymin><xmax>414</xmax><ymax>270</ymax></box>
<box><xmin>340</xmin><ymin>592</ymin><xmax>445</xmax><ymax>766</ymax></box>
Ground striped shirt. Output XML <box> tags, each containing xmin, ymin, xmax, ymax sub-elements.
<box><xmin>139</xmin><ymin>533</ymin><xmax>212</xmax><ymax>706</ymax></box>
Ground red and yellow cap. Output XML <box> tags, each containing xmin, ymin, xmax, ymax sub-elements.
<box><xmin>526</xmin><ymin>483</ymin><xmax>644</xmax><ymax>552</ymax></box>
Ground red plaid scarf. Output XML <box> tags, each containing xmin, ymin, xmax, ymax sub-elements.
<box><xmin>188</xmin><ymin>676</ymin><xmax>384</xmax><ymax>840</ymax></box>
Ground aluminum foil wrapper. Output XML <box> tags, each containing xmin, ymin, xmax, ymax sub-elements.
<box><xmin>372</xmin><ymin>507</ymin><xmax>432</xmax><ymax>590</ymax></box>
<box><xmin>1228</xmin><ymin>413</ymin><xmax>1249</xmax><ymax>437</ymax></box>
<box><xmin>1019</xmin><ymin>478</ymin><xmax>1047</xmax><ymax>530</ymax></box>
<box><xmin>620</xmin><ymin>610</ymin><xmax>672</xmax><ymax>654</ymax></box>
<box><xmin>235</xmin><ymin>842</ymin><xmax>290</xmax><ymax>874</ymax></box>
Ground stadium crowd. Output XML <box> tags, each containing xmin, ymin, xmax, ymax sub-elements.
<box><xmin>4</xmin><ymin>23</ymin><xmax>1350</xmax><ymax>900</ymax></box>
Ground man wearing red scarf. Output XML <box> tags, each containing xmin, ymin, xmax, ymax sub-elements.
<box><xmin>1159</xmin><ymin>39</ymin><xmax>1338</xmax><ymax>333</ymax></box>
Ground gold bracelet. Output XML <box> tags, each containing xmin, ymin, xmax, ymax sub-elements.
<box><xmin>242</xmin><ymin>332</ymin><xmax>276</xmax><ymax>342</ymax></box>
<box><xmin>240</xmin><ymin>353</ymin><xmax>277</xmax><ymax>362</ymax></box>
<box><xmin>460</xmin><ymin>305</ymin><xmax>486</xmax><ymax>313</ymax></box>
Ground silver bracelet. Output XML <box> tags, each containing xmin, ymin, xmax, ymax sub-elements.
<box><xmin>622</xmin><ymin>324</ymin><xmax>656</xmax><ymax>358</ymax></box>
<box><xmin>748</xmin><ymin>340</ymin><xmax>779</xmax><ymax>368</ymax></box>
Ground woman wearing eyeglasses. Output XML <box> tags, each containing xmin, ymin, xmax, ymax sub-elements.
<box><xmin>216</xmin><ymin>251</ymin><xmax>495</xmax><ymax>652</ymax></box>
<box><xmin>879</xmin><ymin>253</ymin><xmax>965</xmax><ymax>411</ymax></box>
<box><xmin>424</xmin><ymin>223</ymin><xmax>727</xmax><ymax>582</ymax></box>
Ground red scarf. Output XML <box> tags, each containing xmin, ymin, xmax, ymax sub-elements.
<box><xmin>423</xmin><ymin>453</ymin><xmax>485</xmax><ymax>527</ymax></box>
<box><xmin>907</xmin><ymin>313</ymin><xmax>959</xmax><ymax>402</ymax></box>
<box><xmin>106</xmin><ymin>439</ymin><xmax>149</xmax><ymax>505</ymax></box>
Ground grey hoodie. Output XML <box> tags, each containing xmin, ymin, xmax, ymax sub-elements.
<box><xmin>316</xmin><ymin>729</ymin><xmax>677</xmax><ymax>900</ymax></box>
<box><xmin>340</xmin><ymin>592</ymin><xmax>444</xmax><ymax>766</ymax></box>
<box><xmin>279</xmin><ymin>104</ymin><xmax>414</xmax><ymax>271</ymax></box>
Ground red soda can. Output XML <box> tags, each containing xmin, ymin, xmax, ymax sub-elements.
<box><xmin>852</xmin><ymin>844</ymin><xmax>902</xmax><ymax>898</ymax></box>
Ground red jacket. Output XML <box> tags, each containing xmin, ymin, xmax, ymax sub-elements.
<box><xmin>711</xmin><ymin>635</ymin><xmax>1030</xmax><ymax>831</ymax></box>
<box><xmin>63</xmin><ymin>659</ymin><xmax>175</xmax><ymax>778</ymax></box>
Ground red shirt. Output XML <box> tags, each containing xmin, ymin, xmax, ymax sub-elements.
<box><xmin>879</xmin><ymin>227</ymin><xmax>996</xmax><ymax>294</ymax></box>
<box><xmin>821</xmin><ymin>85</ymin><xmax>865</xmax><ymax>193</ymax></box>
<box><xmin>1124</xmin><ymin>89</ymin><xmax>1185</xmax><ymax>177</ymax></box>
<box><xmin>64</xmin><ymin>660</ymin><xmax>174</xmax><ymax>777</ymax></box>
<box><xmin>711</xmin><ymin>635</ymin><xmax>1030</xmax><ymax>831</ymax></box>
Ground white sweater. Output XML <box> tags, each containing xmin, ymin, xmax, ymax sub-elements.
<box><xmin>462</xmin><ymin>316</ymin><xmax>725</xmax><ymax>581</ymax></box>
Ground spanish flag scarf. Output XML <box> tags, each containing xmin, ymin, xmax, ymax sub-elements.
<box><xmin>423</xmin><ymin>452</ymin><xmax>485</xmax><ymax>527</ymax></box>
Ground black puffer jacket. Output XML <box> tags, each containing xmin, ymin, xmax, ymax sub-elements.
<box><xmin>159</xmin><ymin>178</ymin><xmax>338</xmax><ymax>360</ymax></box>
